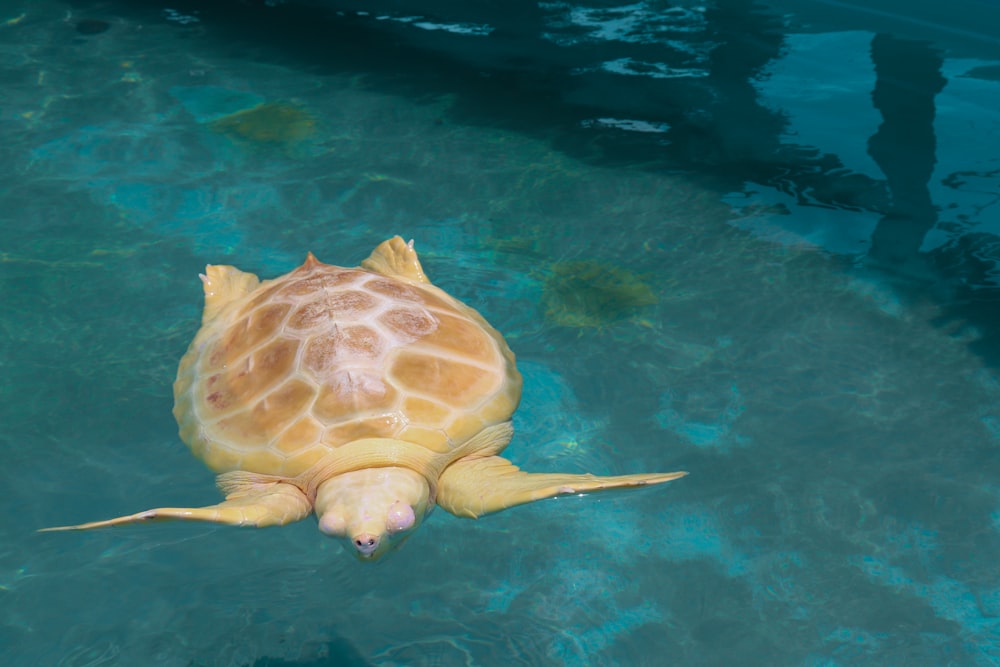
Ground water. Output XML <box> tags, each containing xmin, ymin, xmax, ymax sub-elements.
<box><xmin>2</xmin><ymin>0</ymin><xmax>1000</xmax><ymax>665</ymax></box>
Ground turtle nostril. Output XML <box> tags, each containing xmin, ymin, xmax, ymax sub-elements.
<box><xmin>353</xmin><ymin>534</ymin><xmax>379</xmax><ymax>553</ymax></box>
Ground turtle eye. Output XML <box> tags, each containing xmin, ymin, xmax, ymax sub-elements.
<box><xmin>318</xmin><ymin>511</ymin><xmax>347</xmax><ymax>537</ymax></box>
<box><xmin>386</xmin><ymin>501</ymin><xmax>415</xmax><ymax>533</ymax></box>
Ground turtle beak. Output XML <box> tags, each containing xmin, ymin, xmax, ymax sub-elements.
<box><xmin>353</xmin><ymin>533</ymin><xmax>380</xmax><ymax>559</ymax></box>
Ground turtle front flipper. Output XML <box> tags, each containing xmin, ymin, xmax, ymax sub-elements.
<box><xmin>436</xmin><ymin>456</ymin><xmax>688</xmax><ymax>519</ymax></box>
<box><xmin>360</xmin><ymin>236</ymin><xmax>429</xmax><ymax>283</ymax></box>
<box><xmin>40</xmin><ymin>479</ymin><xmax>311</xmax><ymax>531</ymax></box>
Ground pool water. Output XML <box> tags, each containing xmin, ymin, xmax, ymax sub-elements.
<box><xmin>3</xmin><ymin>1</ymin><xmax>1000</xmax><ymax>665</ymax></box>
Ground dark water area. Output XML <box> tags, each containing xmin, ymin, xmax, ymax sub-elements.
<box><xmin>59</xmin><ymin>0</ymin><xmax>1000</xmax><ymax>365</ymax></box>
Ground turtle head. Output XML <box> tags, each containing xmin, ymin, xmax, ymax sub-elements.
<box><xmin>314</xmin><ymin>467</ymin><xmax>431</xmax><ymax>561</ymax></box>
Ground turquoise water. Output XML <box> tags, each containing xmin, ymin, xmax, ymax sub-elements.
<box><xmin>3</xmin><ymin>0</ymin><xmax>1000</xmax><ymax>665</ymax></box>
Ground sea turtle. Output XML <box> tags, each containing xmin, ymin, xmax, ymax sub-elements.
<box><xmin>43</xmin><ymin>237</ymin><xmax>686</xmax><ymax>560</ymax></box>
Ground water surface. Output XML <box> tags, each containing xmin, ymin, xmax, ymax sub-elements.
<box><xmin>2</xmin><ymin>1</ymin><xmax>1000</xmax><ymax>665</ymax></box>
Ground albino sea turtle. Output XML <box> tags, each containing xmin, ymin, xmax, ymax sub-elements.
<box><xmin>44</xmin><ymin>237</ymin><xmax>686</xmax><ymax>560</ymax></box>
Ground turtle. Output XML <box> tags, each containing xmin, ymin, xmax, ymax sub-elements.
<box><xmin>43</xmin><ymin>237</ymin><xmax>686</xmax><ymax>560</ymax></box>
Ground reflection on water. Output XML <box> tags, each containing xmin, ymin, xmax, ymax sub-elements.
<box><xmin>2</xmin><ymin>0</ymin><xmax>1000</xmax><ymax>665</ymax></box>
<box><xmin>866</xmin><ymin>33</ymin><xmax>946</xmax><ymax>275</ymax></box>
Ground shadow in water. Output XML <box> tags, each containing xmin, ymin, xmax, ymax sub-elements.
<box><xmin>236</xmin><ymin>638</ymin><xmax>373</xmax><ymax>667</ymax></box>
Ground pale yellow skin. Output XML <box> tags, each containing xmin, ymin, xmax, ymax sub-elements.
<box><xmin>43</xmin><ymin>237</ymin><xmax>687</xmax><ymax>560</ymax></box>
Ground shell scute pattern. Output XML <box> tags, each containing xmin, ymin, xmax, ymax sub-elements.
<box><xmin>214</xmin><ymin>376</ymin><xmax>313</xmax><ymax>447</ymax></box>
<box><xmin>389</xmin><ymin>353</ymin><xmax>492</xmax><ymax>405</ymax></box>
<box><xmin>321</xmin><ymin>414</ymin><xmax>407</xmax><ymax>450</ymax></box>
<box><xmin>197</xmin><ymin>337</ymin><xmax>300</xmax><ymax>420</ymax></box>
<box><xmin>179</xmin><ymin>261</ymin><xmax>517</xmax><ymax>475</ymax></box>
<box><xmin>273</xmin><ymin>415</ymin><xmax>325</xmax><ymax>456</ymax></box>
<box><xmin>413</xmin><ymin>312</ymin><xmax>495</xmax><ymax>359</ymax></box>
<box><xmin>313</xmin><ymin>373</ymin><xmax>399</xmax><ymax>421</ymax></box>
<box><xmin>275</xmin><ymin>269</ymin><xmax>361</xmax><ymax>298</ymax></box>
<box><xmin>366</xmin><ymin>277</ymin><xmax>422</xmax><ymax>301</ymax></box>
<box><xmin>287</xmin><ymin>291</ymin><xmax>379</xmax><ymax>331</ymax></box>
<box><xmin>378</xmin><ymin>307</ymin><xmax>437</xmax><ymax>338</ymax></box>
<box><xmin>208</xmin><ymin>302</ymin><xmax>291</xmax><ymax>367</ymax></box>
<box><xmin>302</xmin><ymin>324</ymin><xmax>385</xmax><ymax>374</ymax></box>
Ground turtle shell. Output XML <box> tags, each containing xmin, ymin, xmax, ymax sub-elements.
<box><xmin>172</xmin><ymin>257</ymin><xmax>522</xmax><ymax>476</ymax></box>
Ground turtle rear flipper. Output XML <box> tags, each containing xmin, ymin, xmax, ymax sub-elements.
<box><xmin>360</xmin><ymin>235</ymin><xmax>429</xmax><ymax>283</ymax></box>
<box><xmin>436</xmin><ymin>455</ymin><xmax>687</xmax><ymax>519</ymax></box>
<box><xmin>199</xmin><ymin>264</ymin><xmax>261</xmax><ymax>323</ymax></box>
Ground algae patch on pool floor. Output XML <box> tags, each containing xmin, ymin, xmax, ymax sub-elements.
<box><xmin>208</xmin><ymin>102</ymin><xmax>316</xmax><ymax>147</ymax></box>
<box><xmin>541</xmin><ymin>260</ymin><xmax>657</xmax><ymax>329</ymax></box>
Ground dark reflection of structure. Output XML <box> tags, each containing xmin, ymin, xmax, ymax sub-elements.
<box><xmin>926</xmin><ymin>191</ymin><xmax>1000</xmax><ymax>365</ymax></box>
<box><xmin>866</xmin><ymin>35</ymin><xmax>947</xmax><ymax>275</ymax></box>
<box><xmin>860</xmin><ymin>35</ymin><xmax>1000</xmax><ymax>364</ymax></box>
<box><xmin>669</xmin><ymin>0</ymin><xmax>786</xmax><ymax>172</ymax></box>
